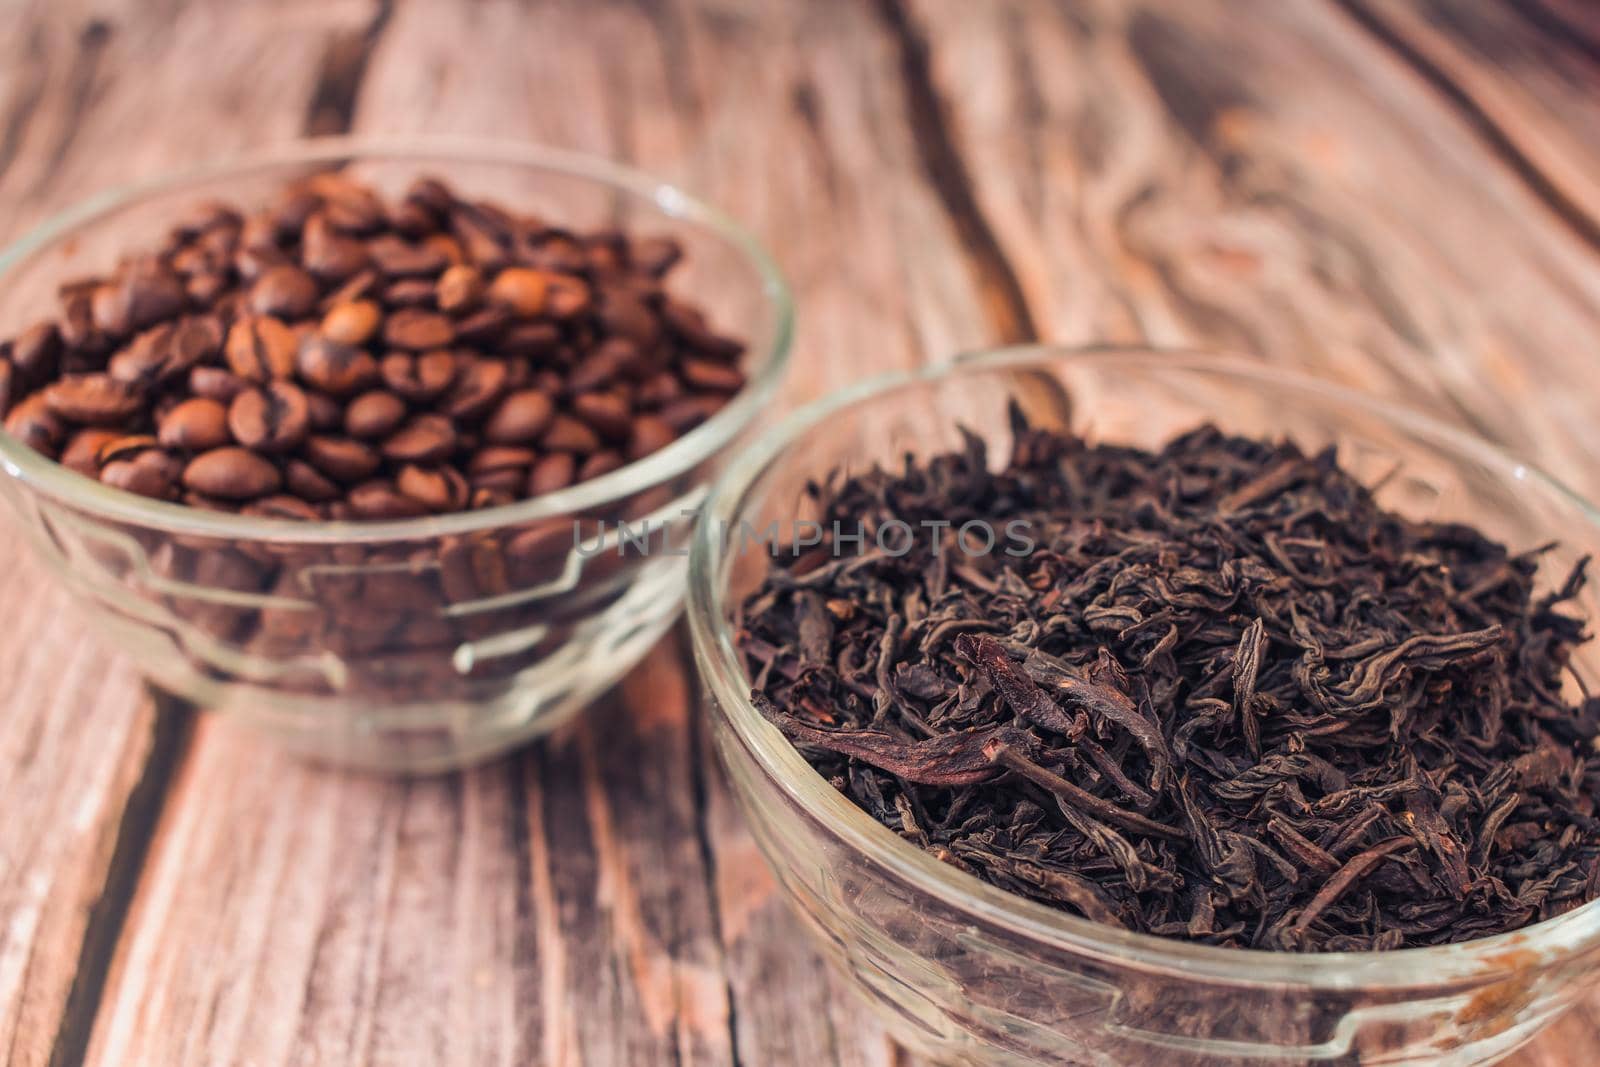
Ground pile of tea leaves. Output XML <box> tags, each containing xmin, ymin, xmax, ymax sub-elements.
<box><xmin>736</xmin><ymin>409</ymin><xmax>1600</xmax><ymax>951</ymax></box>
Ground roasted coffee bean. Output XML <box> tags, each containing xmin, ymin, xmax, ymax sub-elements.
<box><xmin>568</xmin><ymin>338</ymin><xmax>639</xmax><ymax>392</ymax></box>
<box><xmin>298</xmin><ymin>335</ymin><xmax>379</xmax><ymax>395</ymax></box>
<box><xmin>302</xmin><ymin>435</ymin><xmax>381</xmax><ymax>483</ymax></box>
<box><xmin>544</xmin><ymin>273</ymin><xmax>592</xmax><ymax>319</ymax></box>
<box><xmin>243</xmin><ymin>494</ymin><xmax>322</xmax><ymax>521</ymax></box>
<box><xmin>96</xmin><ymin>434</ymin><xmax>164</xmax><ymax>465</ymax></box>
<box><xmin>44</xmin><ymin>374</ymin><xmax>144</xmax><ymax>424</ymax></box>
<box><xmin>93</xmin><ymin>265</ymin><xmax>187</xmax><ymax>335</ymax></box>
<box><xmin>249</xmin><ymin>264</ymin><xmax>320</xmax><ymax>319</ymax></box>
<box><xmin>488</xmin><ymin>268</ymin><xmax>550</xmax><ymax>317</ymax></box>
<box><xmin>182</xmin><ymin>446</ymin><xmax>282</xmax><ymax>499</ymax></box>
<box><xmin>12</xmin><ymin>322</ymin><xmax>61</xmax><ymax>385</ymax></box>
<box><xmin>472</xmin><ymin>467</ymin><xmax>525</xmax><ymax>495</ymax></box>
<box><xmin>483</xmin><ymin>389</ymin><xmax>555</xmax><ymax>444</ymax></box>
<box><xmin>324</xmin><ymin>268</ymin><xmax>381</xmax><ymax>308</ymax></box>
<box><xmin>680</xmin><ymin>357</ymin><xmax>746</xmax><ymax>393</ymax></box>
<box><xmin>229</xmin><ymin>382</ymin><xmax>310</xmax><ymax>452</ymax></box>
<box><xmin>627</xmin><ymin>414</ymin><xmax>677</xmax><ymax>461</ymax></box>
<box><xmin>285</xmin><ymin>459</ymin><xmax>341</xmax><ymax>501</ymax></box>
<box><xmin>571</xmin><ymin>391</ymin><xmax>632</xmax><ymax>440</ymax></box>
<box><xmin>499</xmin><ymin>322</ymin><xmax>562</xmax><ymax>359</ymax></box>
<box><xmin>0</xmin><ymin>359</ymin><xmax>13</xmax><ymax>418</ymax></box>
<box><xmin>631</xmin><ymin>236</ymin><xmax>683</xmax><ymax>277</ymax></box>
<box><xmin>345</xmin><ymin>390</ymin><xmax>407</xmax><ymax>439</ymax></box>
<box><xmin>189</xmin><ymin>366</ymin><xmax>250</xmax><ymax>403</ymax></box>
<box><xmin>383</xmin><ymin>308</ymin><xmax>454</xmax><ymax>350</ymax></box>
<box><xmin>321</xmin><ymin>300</ymin><xmax>381</xmax><ymax>346</ymax></box>
<box><xmin>440</xmin><ymin>358</ymin><xmax>508</xmax><ymax>419</ymax></box>
<box><xmin>436</xmin><ymin>264</ymin><xmax>483</xmax><ymax>313</ymax></box>
<box><xmin>309</xmin><ymin>173</ymin><xmax>386</xmax><ymax>232</ymax></box>
<box><xmin>663</xmin><ymin>299</ymin><xmax>745</xmax><ymax>359</ymax></box>
<box><xmin>301</xmin><ymin>215</ymin><xmax>370</xmax><ymax>281</ymax></box>
<box><xmin>397</xmin><ymin>464</ymin><xmax>469</xmax><ymax>512</ymax></box>
<box><xmin>598</xmin><ymin>287</ymin><xmax>659</xmax><ymax>346</ymax></box>
<box><xmin>304</xmin><ymin>390</ymin><xmax>344</xmax><ymax>431</ymax></box>
<box><xmin>453</xmin><ymin>305</ymin><xmax>510</xmax><ymax>345</ymax></box>
<box><xmin>367</xmin><ymin>235</ymin><xmax>449</xmax><ymax>277</ymax></box>
<box><xmin>226</xmin><ymin>314</ymin><xmax>298</xmax><ymax>381</ymax></box>
<box><xmin>348</xmin><ymin>479</ymin><xmax>429</xmax><ymax>519</ymax></box>
<box><xmin>540</xmin><ymin>414</ymin><xmax>601</xmax><ymax>454</ymax></box>
<box><xmin>384</xmin><ymin>278</ymin><xmax>437</xmax><ymax>308</ymax></box>
<box><xmin>578</xmin><ymin>450</ymin><xmax>624</xmax><ymax>481</ymax></box>
<box><xmin>61</xmin><ymin>428</ymin><xmax>121</xmax><ymax>475</ymax></box>
<box><xmin>381</xmin><ymin>349</ymin><xmax>457</xmax><ymax>401</ymax></box>
<box><xmin>101</xmin><ymin>448</ymin><xmax>179</xmax><ymax>499</ymax></box>
<box><xmin>659</xmin><ymin>394</ymin><xmax>724</xmax><ymax>433</ymax></box>
<box><xmin>158</xmin><ymin>397</ymin><xmax>231</xmax><ymax>451</ymax></box>
<box><xmin>382</xmin><ymin>414</ymin><xmax>456</xmax><ymax>463</ymax></box>
<box><xmin>636</xmin><ymin>371</ymin><xmax>683</xmax><ymax>408</ymax></box>
<box><xmin>6</xmin><ymin>394</ymin><xmax>63</xmax><ymax>454</ymax></box>
<box><xmin>469</xmin><ymin>445</ymin><xmax>536</xmax><ymax>475</ymax></box>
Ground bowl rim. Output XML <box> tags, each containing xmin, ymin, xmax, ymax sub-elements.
<box><xmin>687</xmin><ymin>343</ymin><xmax>1600</xmax><ymax>989</ymax></box>
<box><xmin>0</xmin><ymin>135</ymin><xmax>794</xmax><ymax>543</ymax></box>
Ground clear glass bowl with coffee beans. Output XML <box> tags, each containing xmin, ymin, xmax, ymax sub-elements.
<box><xmin>0</xmin><ymin>139</ymin><xmax>791</xmax><ymax>771</ymax></box>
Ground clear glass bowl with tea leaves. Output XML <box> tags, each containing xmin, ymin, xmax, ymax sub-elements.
<box><xmin>688</xmin><ymin>347</ymin><xmax>1600</xmax><ymax>1067</ymax></box>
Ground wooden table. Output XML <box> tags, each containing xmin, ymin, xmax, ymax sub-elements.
<box><xmin>3</xmin><ymin>1</ymin><xmax>1600</xmax><ymax>1063</ymax></box>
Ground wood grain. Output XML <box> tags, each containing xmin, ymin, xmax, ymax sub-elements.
<box><xmin>0</xmin><ymin>0</ymin><xmax>1596</xmax><ymax>1065</ymax></box>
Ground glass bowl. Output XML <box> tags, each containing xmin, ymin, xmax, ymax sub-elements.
<box><xmin>687</xmin><ymin>346</ymin><xmax>1600</xmax><ymax>1066</ymax></box>
<box><xmin>0</xmin><ymin>136</ymin><xmax>791</xmax><ymax>772</ymax></box>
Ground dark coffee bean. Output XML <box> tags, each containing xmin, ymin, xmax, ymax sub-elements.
<box><xmin>11</xmin><ymin>322</ymin><xmax>61</xmax><ymax>385</ymax></box>
<box><xmin>182</xmin><ymin>446</ymin><xmax>282</xmax><ymax>499</ymax></box>
<box><xmin>663</xmin><ymin>299</ymin><xmax>746</xmax><ymax>359</ymax></box>
<box><xmin>598</xmin><ymin>286</ymin><xmax>659</xmax><ymax>346</ymax></box>
<box><xmin>345</xmin><ymin>390</ymin><xmax>407</xmax><ymax>439</ymax></box>
<box><xmin>158</xmin><ymin>397</ymin><xmax>231</xmax><ymax>451</ymax></box>
<box><xmin>389</xmin><ymin>199</ymin><xmax>438</xmax><ymax>238</ymax></box>
<box><xmin>44</xmin><ymin>374</ymin><xmax>144</xmax><ymax>424</ymax></box>
<box><xmin>297</xmin><ymin>335</ymin><xmax>379</xmax><ymax>395</ymax></box>
<box><xmin>5</xmin><ymin>395</ymin><xmax>63</xmax><ymax>454</ymax></box>
<box><xmin>302</xmin><ymin>435</ymin><xmax>381</xmax><ymax>483</ymax></box>
<box><xmin>324</xmin><ymin>268</ymin><xmax>382</xmax><ymax>308</ymax></box>
<box><xmin>381</xmin><ymin>349</ymin><xmax>457</xmax><ymax>402</ymax></box>
<box><xmin>268</xmin><ymin>189</ymin><xmax>320</xmax><ymax>237</ymax></box>
<box><xmin>190</xmin><ymin>366</ymin><xmax>250</xmax><ymax>403</ymax></box>
<box><xmin>627</xmin><ymin>414</ymin><xmax>678</xmax><ymax>461</ymax></box>
<box><xmin>659</xmin><ymin>394</ymin><xmax>725</xmax><ymax>433</ymax></box>
<box><xmin>382</xmin><ymin>414</ymin><xmax>456</xmax><ymax>463</ymax></box>
<box><xmin>571</xmin><ymin>391</ymin><xmax>632</xmax><ymax>440</ymax></box>
<box><xmin>405</xmin><ymin>177</ymin><xmax>455</xmax><ymax>215</ymax></box>
<box><xmin>304</xmin><ymin>390</ymin><xmax>344</xmax><ymax>431</ymax></box>
<box><xmin>108</xmin><ymin>323</ymin><xmax>174</xmax><ymax>383</ymax></box>
<box><xmin>397</xmin><ymin>464</ymin><xmax>469</xmax><ymax>512</ymax></box>
<box><xmin>249</xmin><ymin>265</ymin><xmax>320</xmax><ymax>319</ymax></box>
<box><xmin>301</xmin><ymin>215</ymin><xmax>370</xmax><ymax>281</ymax></box>
<box><xmin>527</xmin><ymin>452</ymin><xmax>576</xmax><ymax>496</ymax></box>
<box><xmin>96</xmin><ymin>434</ymin><xmax>164</xmax><ymax>465</ymax></box>
<box><xmin>469</xmin><ymin>445</ymin><xmax>536</xmax><ymax>475</ymax></box>
<box><xmin>383</xmin><ymin>308</ymin><xmax>455</xmax><ymax>350</ymax></box>
<box><xmin>568</xmin><ymin>338</ymin><xmax>640</xmax><ymax>392</ymax></box>
<box><xmin>540</xmin><ymin>414</ymin><xmax>601</xmax><ymax>454</ymax></box>
<box><xmin>320</xmin><ymin>300</ymin><xmax>381</xmax><ymax>346</ymax></box>
<box><xmin>483</xmin><ymin>390</ymin><xmax>555</xmax><ymax>444</ymax></box>
<box><xmin>367</xmin><ymin>235</ymin><xmax>449</xmax><ymax>277</ymax></box>
<box><xmin>453</xmin><ymin>305</ymin><xmax>511</xmax><ymax>345</ymax></box>
<box><xmin>225</xmin><ymin>314</ymin><xmax>298</xmax><ymax>381</ymax></box>
<box><xmin>229</xmin><ymin>382</ymin><xmax>310</xmax><ymax>453</ymax></box>
<box><xmin>61</xmin><ymin>428</ymin><xmax>121</xmax><ymax>475</ymax></box>
<box><xmin>579</xmin><ymin>450</ymin><xmax>625</xmax><ymax>481</ymax></box>
<box><xmin>308</xmin><ymin>173</ymin><xmax>386</xmax><ymax>233</ymax></box>
<box><xmin>384</xmin><ymin>278</ymin><xmax>437</xmax><ymax>308</ymax></box>
<box><xmin>110</xmin><ymin>315</ymin><xmax>222</xmax><ymax>384</ymax></box>
<box><xmin>94</xmin><ymin>266</ymin><xmax>187</xmax><ymax>336</ymax></box>
<box><xmin>101</xmin><ymin>449</ymin><xmax>179</xmax><ymax>499</ymax></box>
<box><xmin>499</xmin><ymin>322</ymin><xmax>562</xmax><ymax>359</ymax></box>
<box><xmin>437</xmin><ymin>264</ymin><xmax>483</xmax><ymax>313</ymax></box>
<box><xmin>165</xmin><ymin>316</ymin><xmax>224</xmax><ymax>376</ymax></box>
<box><xmin>471</xmin><ymin>467</ymin><xmax>525</xmax><ymax>495</ymax></box>
<box><xmin>348</xmin><ymin>480</ymin><xmax>429</xmax><ymax>519</ymax></box>
<box><xmin>679</xmin><ymin>357</ymin><xmax>746</xmax><ymax>393</ymax></box>
<box><xmin>440</xmin><ymin>358</ymin><xmax>508</xmax><ymax>419</ymax></box>
<box><xmin>285</xmin><ymin>459</ymin><xmax>341</xmax><ymax>502</ymax></box>
<box><xmin>242</xmin><ymin>494</ymin><xmax>322</xmax><ymax>521</ymax></box>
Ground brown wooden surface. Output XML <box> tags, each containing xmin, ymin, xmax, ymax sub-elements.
<box><xmin>1</xmin><ymin>1</ymin><xmax>1598</xmax><ymax>1064</ymax></box>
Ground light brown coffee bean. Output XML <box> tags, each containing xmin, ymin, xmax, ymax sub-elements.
<box><xmin>44</xmin><ymin>374</ymin><xmax>144</xmax><ymax>424</ymax></box>
<box><xmin>250</xmin><ymin>264</ymin><xmax>320</xmax><ymax>319</ymax></box>
<box><xmin>382</xmin><ymin>414</ymin><xmax>456</xmax><ymax>463</ymax></box>
<box><xmin>380</xmin><ymin>349</ymin><xmax>457</xmax><ymax>402</ymax></box>
<box><xmin>297</xmin><ymin>335</ymin><xmax>379</xmax><ymax>395</ymax></box>
<box><xmin>5</xmin><ymin>395</ymin><xmax>64</xmax><ymax>455</ymax></box>
<box><xmin>302</xmin><ymin>435</ymin><xmax>381</xmax><ymax>483</ymax></box>
<box><xmin>627</xmin><ymin>414</ymin><xmax>678</xmax><ymax>461</ymax></box>
<box><xmin>571</xmin><ymin>391</ymin><xmax>632</xmax><ymax>440</ymax></box>
<box><xmin>488</xmin><ymin>268</ymin><xmax>550</xmax><ymax>317</ymax></box>
<box><xmin>348</xmin><ymin>480</ymin><xmax>429</xmax><ymax>519</ymax></box>
<box><xmin>384</xmin><ymin>278</ymin><xmax>436</xmax><ymax>308</ymax></box>
<box><xmin>440</xmin><ymin>358</ymin><xmax>508</xmax><ymax>419</ymax></box>
<box><xmin>189</xmin><ymin>366</ymin><xmax>250</xmax><ymax>404</ymax></box>
<box><xmin>61</xmin><ymin>428</ymin><xmax>121</xmax><ymax>475</ymax></box>
<box><xmin>229</xmin><ymin>382</ymin><xmax>310</xmax><ymax>453</ymax></box>
<box><xmin>540</xmin><ymin>414</ymin><xmax>601</xmax><ymax>454</ymax></box>
<box><xmin>285</xmin><ymin>459</ymin><xmax>341</xmax><ymax>501</ymax></box>
<box><xmin>436</xmin><ymin>264</ymin><xmax>483</xmax><ymax>313</ymax></box>
<box><xmin>345</xmin><ymin>390</ymin><xmax>407</xmax><ymax>439</ymax></box>
<box><xmin>527</xmin><ymin>452</ymin><xmax>576</xmax><ymax>496</ymax></box>
<box><xmin>383</xmin><ymin>308</ymin><xmax>455</xmax><ymax>350</ymax></box>
<box><xmin>158</xmin><ymin>397</ymin><xmax>231</xmax><ymax>451</ymax></box>
<box><xmin>679</xmin><ymin>357</ymin><xmax>746</xmax><ymax>393</ymax></box>
<box><xmin>225</xmin><ymin>314</ymin><xmax>298</xmax><ymax>381</ymax></box>
<box><xmin>397</xmin><ymin>464</ymin><xmax>469</xmax><ymax>512</ymax></box>
<box><xmin>182</xmin><ymin>446</ymin><xmax>282</xmax><ymax>499</ymax></box>
<box><xmin>483</xmin><ymin>389</ymin><xmax>555</xmax><ymax>444</ymax></box>
<box><xmin>320</xmin><ymin>300</ymin><xmax>381</xmax><ymax>346</ymax></box>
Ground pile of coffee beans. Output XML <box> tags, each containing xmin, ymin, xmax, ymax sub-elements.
<box><xmin>0</xmin><ymin>172</ymin><xmax>748</xmax><ymax>519</ymax></box>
